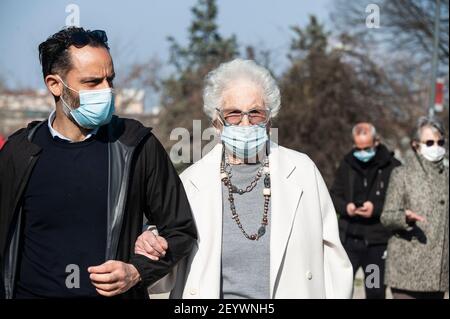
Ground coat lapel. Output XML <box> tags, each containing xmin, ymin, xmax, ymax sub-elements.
<box><xmin>269</xmin><ymin>144</ymin><xmax>304</xmax><ymax>298</ymax></box>
<box><xmin>187</xmin><ymin>144</ymin><xmax>223</xmax><ymax>298</ymax></box>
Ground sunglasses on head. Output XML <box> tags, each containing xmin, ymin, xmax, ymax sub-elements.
<box><xmin>70</xmin><ymin>30</ymin><xmax>108</xmax><ymax>48</ymax></box>
<box><xmin>421</xmin><ymin>139</ymin><xmax>445</xmax><ymax>147</ymax></box>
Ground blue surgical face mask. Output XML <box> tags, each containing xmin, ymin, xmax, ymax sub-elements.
<box><xmin>221</xmin><ymin>124</ymin><xmax>268</xmax><ymax>159</ymax></box>
<box><xmin>58</xmin><ymin>76</ymin><xmax>115</xmax><ymax>129</ymax></box>
<box><xmin>353</xmin><ymin>148</ymin><xmax>376</xmax><ymax>162</ymax></box>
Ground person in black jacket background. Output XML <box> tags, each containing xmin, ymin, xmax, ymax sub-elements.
<box><xmin>0</xmin><ymin>27</ymin><xmax>197</xmax><ymax>299</ymax></box>
<box><xmin>331</xmin><ymin>122</ymin><xmax>401</xmax><ymax>299</ymax></box>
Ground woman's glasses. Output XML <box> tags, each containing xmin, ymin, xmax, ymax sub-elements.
<box><xmin>421</xmin><ymin>139</ymin><xmax>445</xmax><ymax>147</ymax></box>
<box><xmin>216</xmin><ymin>108</ymin><xmax>270</xmax><ymax>126</ymax></box>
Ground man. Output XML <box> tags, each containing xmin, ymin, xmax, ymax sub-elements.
<box><xmin>0</xmin><ymin>27</ymin><xmax>197</xmax><ymax>299</ymax></box>
<box><xmin>330</xmin><ymin>122</ymin><xmax>400</xmax><ymax>299</ymax></box>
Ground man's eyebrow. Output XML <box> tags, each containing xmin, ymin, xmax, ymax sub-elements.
<box><xmin>80</xmin><ymin>76</ymin><xmax>104</xmax><ymax>82</ymax></box>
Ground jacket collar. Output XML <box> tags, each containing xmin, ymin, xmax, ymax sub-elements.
<box><xmin>407</xmin><ymin>151</ymin><xmax>447</xmax><ymax>176</ymax></box>
<box><xmin>103</xmin><ymin>115</ymin><xmax>152</xmax><ymax>147</ymax></box>
<box><xmin>23</xmin><ymin>115</ymin><xmax>152</xmax><ymax>147</ymax></box>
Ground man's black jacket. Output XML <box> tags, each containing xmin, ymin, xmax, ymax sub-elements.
<box><xmin>0</xmin><ymin>116</ymin><xmax>197</xmax><ymax>298</ymax></box>
<box><xmin>330</xmin><ymin>144</ymin><xmax>401</xmax><ymax>245</ymax></box>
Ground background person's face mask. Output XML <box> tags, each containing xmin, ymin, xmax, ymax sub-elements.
<box><xmin>420</xmin><ymin>144</ymin><xmax>446</xmax><ymax>162</ymax></box>
<box><xmin>221</xmin><ymin>123</ymin><xmax>268</xmax><ymax>160</ymax></box>
<box><xmin>58</xmin><ymin>76</ymin><xmax>115</xmax><ymax>129</ymax></box>
<box><xmin>353</xmin><ymin>148</ymin><xmax>376</xmax><ymax>162</ymax></box>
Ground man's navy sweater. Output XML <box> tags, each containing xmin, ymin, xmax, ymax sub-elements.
<box><xmin>15</xmin><ymin>123</ymin><xmax>108</xmax><ymax>298</ymax></box>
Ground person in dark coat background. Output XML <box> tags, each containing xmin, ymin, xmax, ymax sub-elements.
<box><xmin>331</xmin><ymin>122</ymin><xmax>401</xmax><ymax>299</ymax></box>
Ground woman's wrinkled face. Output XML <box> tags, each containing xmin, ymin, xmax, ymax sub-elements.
<box><xmin>217</xmin><ymin>79</ymin><xmax>266</xmax><ymax>129</ymax></box>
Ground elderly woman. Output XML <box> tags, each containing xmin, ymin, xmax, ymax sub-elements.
<box><xmin>381</xmin><ymin>117</ymin><xmax>448</xmax><ymax>299</ymax></box>
<box><xmin>135</xmin><ymin>59</ymin><xmax>353</xmax><ymax>298</ymax></box>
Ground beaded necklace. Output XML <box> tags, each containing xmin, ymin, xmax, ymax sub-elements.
<box><xmin>220</xmin><ymin>149</ymin><xmax>271</xmax><ymax>240</ymax></box>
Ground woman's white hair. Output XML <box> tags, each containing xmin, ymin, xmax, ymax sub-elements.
<box><xmin>203</xmin><ymin>58</ymin><xmax>281</xmax><ymax>120</ymax></box>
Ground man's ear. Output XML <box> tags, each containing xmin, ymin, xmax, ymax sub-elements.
<box><xmin>374</xmin><ymin>138</ymin><xmax>380</xmax><ymax>147</ymax></box>
<box><xmin>45</xmin><ymin>75</ymin><xmax>63</xmax><ymax>97</ymax></box>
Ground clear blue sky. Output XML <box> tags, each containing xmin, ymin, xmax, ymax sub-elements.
<box><xmin>0</xmin><ymin>0</ymin><xmax>331</xmax><ymax>90</ymax></box>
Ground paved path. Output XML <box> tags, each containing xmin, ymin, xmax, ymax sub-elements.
<box><xmin>150</xmin><ymin>268</ymin><xmax>448</xmax><ymax>299</ymax></box>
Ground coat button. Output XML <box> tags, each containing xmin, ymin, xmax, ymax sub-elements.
<box><xmin>306</xmin><ymin>271</ymin><xmax>313</xmax><ymax>280</ymax></box>
<box><xmin>190</xmin><ymin>288</ymin><xmax>197</xmax><ymax>295</ymax></box>
<box><xmin>440</xmin><ymin>200</ymin><xmax>445</xmax><ymax>205</ymax></box>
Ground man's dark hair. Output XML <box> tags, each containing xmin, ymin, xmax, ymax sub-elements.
<box><xmin>38</xmin><ymin>27</ymin><xmax>109</xmax><ymax>79</ymax></box>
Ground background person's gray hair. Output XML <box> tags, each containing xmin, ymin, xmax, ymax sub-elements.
<box><xmin>203</xmin><ymin>58</ymin><xmax>281</xmax><ymax>120</ymax></box>
<box><xmin>351</xmin><ymin>122</ymin><xmax>377</xmax><ymax>140</ymax></box>
<box><xmin>412</xmin><ymin>116</ymin><xmax>446</xmax><ymax>142</ymax></box>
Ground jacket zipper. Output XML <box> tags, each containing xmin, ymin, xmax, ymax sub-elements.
<box><xmin>106</xmin><ymin>133</ymin><xmax>149</xmax><ymax>261</ymax></box>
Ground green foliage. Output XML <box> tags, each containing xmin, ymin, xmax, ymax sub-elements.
<box><xmin>157</xmin><ymin>0</ymin><xmax>239</xmax><ymax>159</ymax></box>
<box><xmin>276</xmin><ymin>16</ymin><xmax>408</xmax><ymax>184</ymax></box>
<box><xmin>288</xmin><ymin>16</ymin><xmax>329</xmax><ymax>60</ymax></box>
<box><xmin>167</xmin><ymin>0</ymin><xmax>238</xmax><ymax>74</ymax></box>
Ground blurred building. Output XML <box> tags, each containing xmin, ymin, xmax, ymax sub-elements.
<box><xmin>0</xmin><ymin>88</ymin><xmax>159</xmax><ymax>137</ymax></box>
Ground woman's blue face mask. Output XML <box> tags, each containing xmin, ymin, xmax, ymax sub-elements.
<box><xmin>221</xmin><ymin>123</ymin><xmax>268</xmax><ymax>160</ymax></box>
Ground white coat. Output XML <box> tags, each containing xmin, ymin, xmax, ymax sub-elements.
<box><xmin>150</xmin><ymin>143</ymin><xmax>353</xmax><ymax>299</ymax></box>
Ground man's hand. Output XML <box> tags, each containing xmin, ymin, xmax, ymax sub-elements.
<box><xmin>346</xmin><ymin>203</ymin><xmax>357</xmax><ymax>217</ymax></box>
<box><xmin>134</xmin><ymin>230</ymin><xmax>168</xmax><ymax>261</ymax></box>
<box><xmin>354</xmin><ymin>201</ymin><xmax>374</xmax><ymax>218</ymax></box>
<box><xmin>405</xmin><ymin>209</ymin><xmax>426</xmax><ymax>223</ymax></box>
<box><xmin>88</xmin><ymin>260</ymin><xmax>141</xmax><ymax>297</ymax></box>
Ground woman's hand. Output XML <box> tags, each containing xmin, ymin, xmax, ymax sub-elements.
<box><xmin>134</xmin><ymin>230</ymin><xmax>168</xmax><ymax>261</ymax></box>
<box><xmin>405</xmin><ymin>209</ymin><xmax>426</xmax><ymax>223</ymax></box>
